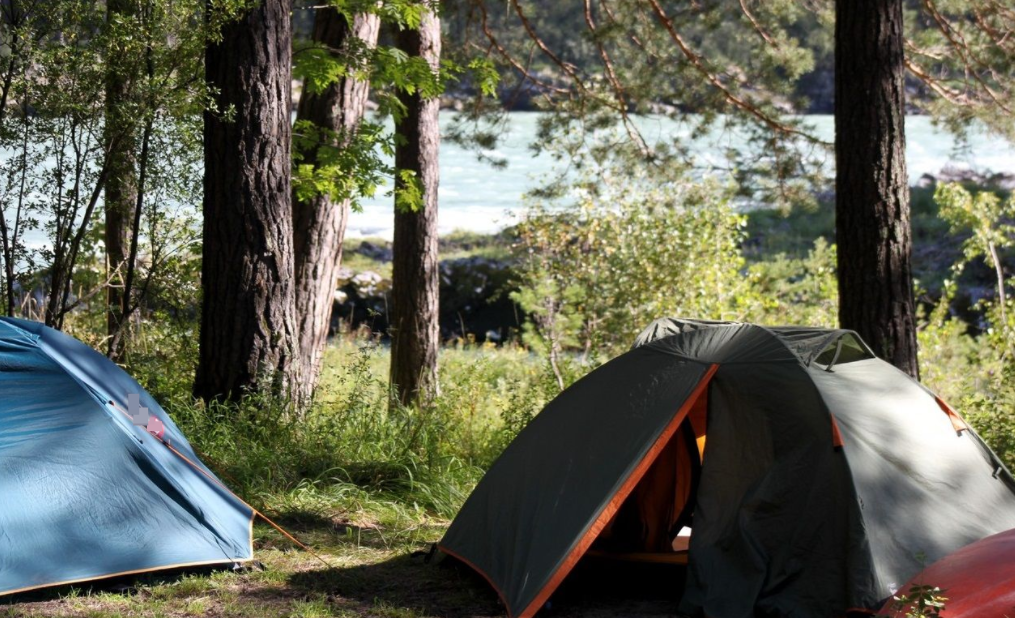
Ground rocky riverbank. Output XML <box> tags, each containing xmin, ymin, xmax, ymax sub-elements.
<box><xmin>333</xmin><ymin>233</ymin><xmax>522</xmax><ymax>343</ymax></box>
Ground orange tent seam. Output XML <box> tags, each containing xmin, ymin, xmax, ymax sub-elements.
<box><xmin>516</xmin><ymin>363</ymin><xmax>720</xmax><ymax>618</ymax></box>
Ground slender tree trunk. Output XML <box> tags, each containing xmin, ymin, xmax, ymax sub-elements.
<box><xmin>293</xmin><ymin>9</ymin><xmax>380</xmax><ymax>399</ymax></box>
<box><xmin>108</xmin><ymin>113</ymin><xmax>152</xmax><ymax>360</ymax></box>
<box><xmin>104</xmin><ymin>0</ymin><xmax>138</xmax><ymax>357</ymax></box>
<box><xmin>390</xmin><ymin>6</ymin><xmax>441</xmax><ymax>407</ymax></box>
<box><xmin>0</xmin><ymin>24</ymin><xmax>20</xmax><ymax>317</ymax></box>
<box><xmin>195</xmin><ymin>0</ymin><xmax>302</xmax><ymax>404</ymax></box>
<box><xmin>834</xmin><ymin>0</ymin><xmax>919</xmax><ymax>378</ymax></box>
<box><xmin>109</xmin><ymin>8</ymin><xmax>155</xmax><ymax>360</ymax></box>
<box><xmin>988</xmin><ymin>241</ymin><xmax>1008</xmax><ymax>324</ymax></box>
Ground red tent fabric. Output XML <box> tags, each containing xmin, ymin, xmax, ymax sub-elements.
<box><xmin>879</xmin><ymin>527</ymin><xmax>1015</xmax><ymax>617</ymax></box>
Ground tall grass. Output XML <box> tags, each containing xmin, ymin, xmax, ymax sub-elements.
<box><xmin>138</xmin><ymin>337</ymin><xmax>554</xmax><ymax>524</ymax></box>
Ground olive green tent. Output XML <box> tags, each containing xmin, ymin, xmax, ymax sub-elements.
<box><xmin>439</xmin><ymin>319</ymin><xmax>1015</xmax><ymax>618</ymax></box>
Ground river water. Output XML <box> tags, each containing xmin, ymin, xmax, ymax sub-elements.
<box><xmin>349</xmin><ymin>112</ymin><xmax>1015</xmax><ymax>239</ymax></box>
<box><xmin>7</xmin><ymin>112</ymin><xmax>1015</xmax><ymax>249</ymax></box>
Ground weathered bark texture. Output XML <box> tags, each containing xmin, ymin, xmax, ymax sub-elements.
<box><xmin>834</xmin><ymin>0</ymin><xmax>920</xmax><ymax>378</ymax></box>
<box><xmin>195</xmin><ymin>0</ymin><xmax>302</xmax><ymax>403</ymax></box>
<box><xmin>389</xmin><ymin>7</ymin><xmax>441</xmax><ymax>407</ymax></box>
<box><xmin>293</xmin><ymin>9</ymin><xmax>380</xmax><ymax>398</ymax></box>
<box><xmin>104</xmin><ymin>0</ymin><xmax>137</xmax><ymax>352</ymax></box>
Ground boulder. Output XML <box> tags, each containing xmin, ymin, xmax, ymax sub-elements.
<box><xmin>353</xmin><ymin>241</ymin><xmax>393</xmax><ymax>262</ymax></box>
<box><xmin>329</xmin><ymin>256</ymin><xmax>521</xmax><ymax>343</ymax></box>
<box><xmin>438</xmin><ymin>256</ymin><xmax>520</xmax><ymax>342</ymax></box>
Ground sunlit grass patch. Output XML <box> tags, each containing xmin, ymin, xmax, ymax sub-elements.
<box><xmin>287</xmin><ymin>597</ymin><xmax>334</xmax><ymax>618</ymax></box>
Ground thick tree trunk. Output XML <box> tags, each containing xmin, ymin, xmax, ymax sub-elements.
<box><xmin>834</xmin><ymin>0</ymin><xmax>919</xmax><ymax>378</ymax></box>
<box><xmin>293</xmin><ymin>9</ymin><xmax>380</xmax><ymax>399</ymax></box>
<box><xmin>195</xmin><ymin>0</ymin><xmax>302</xmax><ymax>404</ymax></box>
<box><xmin>104</xmin><ymin>0</ymin><xmax>138</xmax><ymax>357</ymax></box>
<box><xmin>390</xmin><ymin>7</ymin><xmax>441</xmax><ymax>407</ymax></box>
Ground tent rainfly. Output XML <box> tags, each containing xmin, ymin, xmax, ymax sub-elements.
<box><xmin>0</xmin><ymin>317</ymin><xmax>253</xmax><ymax>596</ymax></box>
<box><xmin>878</xmin><ymin>526</ymin><xmax>1015</xmax><ymax>617</ymax></box>
<box><xmin>439</xmin><ymin>319</ymin><xmax>1015</xmax><ymax>618</ymax></box>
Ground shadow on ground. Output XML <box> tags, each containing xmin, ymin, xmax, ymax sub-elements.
<box><xmin>0</xmin><ymin>565</ymin><xmax>232</xmax><ymax>605</ymax></box>
<box><xmin>3</xmin><ymin>511</ymin><xmax>686</xmax><ymax>618</ymax></box>
<box><xmin>288</xmin><ymin>553</ymin><xmax>686</xmax><ymax>617</ymax></box>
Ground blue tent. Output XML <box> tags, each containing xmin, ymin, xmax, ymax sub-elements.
<box><xmin>0</xmin><ymin>317</ymin><xmax>253</xmax><ymax>596</ymax></box>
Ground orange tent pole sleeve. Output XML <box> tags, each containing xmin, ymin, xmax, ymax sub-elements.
<box><xmin>517</xmin><ymin>363</ymin><xmax>720</xmax><ymax>618</ymax></box>
<box><xmin>934</xmin><ymin>396</ymin><xmax>969</xmax><ymax>434</ymax></box>
<box><xmin>830</xmin><ymin>413</ymin><xmax>845</xmax><ymax>448</ymax></box>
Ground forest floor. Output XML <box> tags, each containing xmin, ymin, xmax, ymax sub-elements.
<box><xmin>3</xmin><ymin>518</ymin><xmax>685</xmax><ymax>618</ymax></box>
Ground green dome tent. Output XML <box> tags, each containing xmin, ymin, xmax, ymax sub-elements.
<box><xmin>439</xmin><ymin>319</ymin><xmax>1015</xmax><ymax>617</ymax></box>
<box><xmin>0</xmin><ymin>317</ymin><xmax>254</xmax><ymax>596</ymax></box>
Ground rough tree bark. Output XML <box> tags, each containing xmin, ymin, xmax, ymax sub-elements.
<box><xmin>104</xmin><ymin>0</ymin><xmax>138</xmax><ymax>358</ymax></box>
<box><xmin>293</xmin><ymin>9</ymin><xmax>380</xmax><ymax>398</ymax></box>
<box><xmin>389</xmin><ymin>6</ymin><xmax>441</xmax><ymax>407</ymax></box>
<box><xmin>835</xmin><ymin>0</ymin><xmax>920</xmax><ymax>378</ymax></box>
<box><xmin>194</xmin><ymin>0</ymin><xmax>303</xmax><ymax>404</ymax></box>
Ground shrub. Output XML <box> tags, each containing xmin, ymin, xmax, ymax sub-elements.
<box><xmin>743</xmin><ymin>237</ymin><xmax>838</xmax><ymax>327</ymax></box>
<box><xmin>159</xmin><ymin>338</ymin><xmax>545</xmax><ymax>520</ymax></box>
<box><xmin>926</xmin><ymin>183</ymin><xmax>1015</xmax><ymax>469</ymax></box>
<box><xmin>511</xmin><ymin>173</ymin><xmax>753</xmax><ymax>374</ymax></box>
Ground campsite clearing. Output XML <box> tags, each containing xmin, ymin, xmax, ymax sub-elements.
<box><xmin>3</xmin><ymin>520</ymin><xmax>683</xmax><ymax>618</ymax></box>
<box><xmin>7</xmin><ymin>320</ymin><xmax>1015</xmax><ymax>617</ymax></box>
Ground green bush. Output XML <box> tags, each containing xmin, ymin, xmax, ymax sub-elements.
<box><xmin>743</xmin><ymin>237</ymin><xmax>838</xmax><ymax>327</ymax></box>
<box><xmin>923</xmin><ymin>183</ymin><xmax>1015</xmax><ymax>470</ymax></box>
<box><xmin>511</xmin><ymin>174</ymin><xmax>753</xmax><ymax>368</ymax></box>
<box><xmin>916</xmin><ymin>283</ymin><xmax>987</xmax><ymax>406</ymax></box>
<box><xmin>157</xmin><ymin>338</ymin><xmax>546</xmax><ymax>520</ymax></box>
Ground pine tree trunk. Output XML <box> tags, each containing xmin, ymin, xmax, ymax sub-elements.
<box><xmin>834</xmin><ymin>0</ymin><xmax>919</xmax><ymax>378</ymax></box>
<box><xmin>293</xmin><ymin>9</ymin><xmax>380</xmax><ymax>400</ymax></box>
<box><xmin>390</xmin><ymin>7</ymin><xmax>441</xmax><ymax>407</ymax></box>
<box><xmin>104</xmin><ymin>0</ymin><xmax>137</xmax><ymax>355</ymax></box>
<box><xmin>195</xmin><ymin>0</ymin><xmax>302</xmax><ymax>404</ymax></box>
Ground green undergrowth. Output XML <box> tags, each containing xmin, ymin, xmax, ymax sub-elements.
<box><xmin>149</xmin><ymin>339</ymin><xmax>555</xmax><ymax>524</ymax></box>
